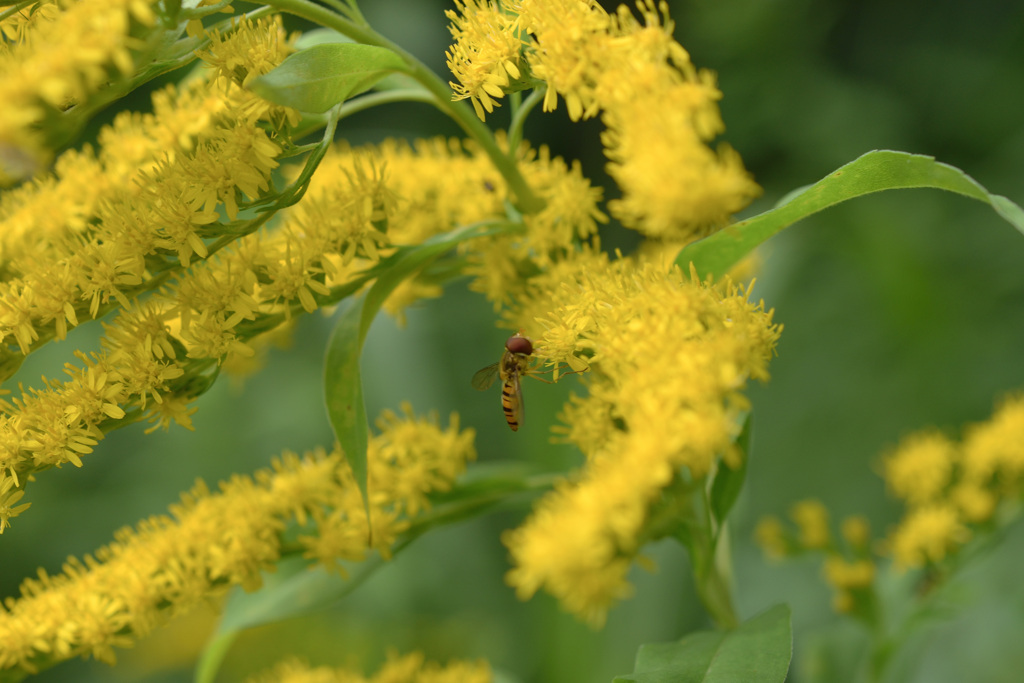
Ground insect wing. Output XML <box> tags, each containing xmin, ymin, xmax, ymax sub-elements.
<box><xmin>501</xmin><ymin>371</ymin><xmax>524</xmax><ymax>431</ymax></box>
<box><xmin>471</xmin><ymin>362</ymin><xmax>500</xmax><ymax>391</ymax></box>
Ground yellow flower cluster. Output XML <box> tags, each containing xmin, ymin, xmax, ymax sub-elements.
<box><xmin>0</xmin><ymin>15</ymin><xmax>293</xmax><ymax>356</ymax></box>
<box><xmin>247</xmin><ymin>652</ymin><xmax>492</xmax><ymax>683</ymax></box>
<box><xmin>465</xmin><ymin>142</ymin><xmax>607</xmax><ymax>308</ymax></box>
<box><xmin>1</xmin><ymin>101</ymin><xmax>599</xmax><ymax>530</ymax></box>
<box><xmin>445</xmin><ymin>0</ymin><xmax>760</xmax><ymax>241</ymax></box>
<box><xmin>754</xmin><ymin>502</ymin><xmax>875</xmax><ymax>614</ymax></box>
<box><xmin>0</xmin><ymin>17</ymin><xmax>300</xmax><ymax>528</ymax></box>
<box><xmin>755</xmin><ymin>393</ymin><xmax>1024</xmax><ymax>615</ymax></box>
<box><xmin>0</xmin><ymin>406</ymin><xmax>475</xmax><ymax>675</ymax></box>
<box><xmin>789</xmin><ymin>499</ymin><xmax>832</xmax><ymax>550</ymax></box>
<box><xmin>883</xmin><ymin>395</ymin><xmax>1024</xmax><ymax>568</ymax></box>
<box><xmin>0</xmin><ymin>0</ymin><xmax>159</xmax><ymax>183</ymax></box>
<box><xmin>503</xmin><ymin>259</ymin><xmax>781</xmax><ymax>625</ymax></box>
<box><xmin>445</xmin><ymin>0</ymin><xmax>526</xmax><ymax>120</ymax></box>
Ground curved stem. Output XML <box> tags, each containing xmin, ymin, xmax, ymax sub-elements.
<box><xmin>693</xmin><ymin>485</ymin><xmax>740</xmax><ymax>629</ymax></box>
<box><xmin>696</xmin><ymin>521</ymin><xmax>740</xmax><ymax>630</ymax></box>
<box><xmin>337</xmin><ymin>88</ymin><xmax>436</xmax><ymax>119</ymax></box>
<box><xmin>508</xmin><ymin>86</ymin><xmax>546</xmax><ymax>151</ymax></box>
<box><xmin>254</xmin><ymin>0</ymin><xmax>544</xmax><ymax>213</ymax></box>
<box><xmin>657</xmin><ymin>475</ymin><xmax>741</xmax><ymax>630</ymax></box>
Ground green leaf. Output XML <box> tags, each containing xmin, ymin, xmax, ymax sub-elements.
<box><xmin>250</xmin><ymin>43</ymin><xmax>407</xmax><ymax>113</ymax></box>
<box><xmin>325</xmin><ymin>296</ymin><xmax>370</xmax><ymax>509</ymax></box>
<box><xmin>676</xmin><ymin>150</ymin><xmax>1024</xmax><ymax>280</ymax></box>
<box><xmin>292</xmin><ymin>27</ymin><xmax>355</xmax><ymax>49</ymax></box>
<box><xmin>614</xmin><ymin>604</ymin><xmax>792</xmax><ymax>683</ymax></box>
<box><xmin>709</xmin><ymin>414</ymin><xmax>752</xmax><ymax>527</ymax></box>
<box><xmin>323</xmin><ymin>221</ymin><xmax>513</xmax><ymax>515</ymax></box>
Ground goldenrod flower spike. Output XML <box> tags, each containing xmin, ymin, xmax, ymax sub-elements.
<box><xmin>0</xmin><ymin>0</ymin><xmax>159</xmax><ymax>183</ymax></box>
<box><xmin>3</xmin><ymin>124</ymin><xmax>549</xmax><ymax>526</ymax></box>
<box><xmin>0</xmin><ymin>16</ymin><xmax>295</xmax><ymax>358</ymax></box>
<box><xmin>504</xmin><ymin>259</ymin><xmax>781</xmax><ymax>624</ymax></box>
<box><xmin>0</xmin><ymin>406</ymin><xmax>474</xmax><ymax>675</ymax></box>
<box><xmin>882</xmin><ymin>430</ymin><xmax>957</xmax><ymax>508</ymax></box>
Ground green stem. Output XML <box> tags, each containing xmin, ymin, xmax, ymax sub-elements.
<box><xmin>657</xmin><ymin>476</ymin><xmax>741</xmax><ymax>630</ymax></box>
<box><xmin>336</xmin><ymin>88</ymin><xmax>435</xmax><ymax>119</ymax></box>
<box><xmin>508</xmin><ymin>86</ymin><xmax>546</xmax><ymax>151</ymax></box>
<box><xmin>254</xmin><ymin>0</ymin><xmax>544</xmax><ymax>213</ymax></box>
<box><xmin>695</xmin><ymin>525</ymin><xmax>740</xmax><ymax>630</ymax></box>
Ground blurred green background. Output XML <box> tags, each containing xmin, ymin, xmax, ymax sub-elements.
<box><xmin>4</xmin><ymin>0</ymin><xmax>1024</xmax><ymax>681</ymax></box>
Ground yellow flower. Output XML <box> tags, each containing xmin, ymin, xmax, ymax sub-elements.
<box><xmin>0</xmin><ymin>0</ymin><xmax>159</xmax><ymax>183</ymax></box>
<box><xmin>822</xmin><ymin>554</ymin><xmax>876</xmax><ymax>613</ymax></box>
<box><xmin>961</xmin><ymin>394</ymin><xmax>1024</xmax><ymax>488</ymax></box>
<box><xmin>0</xmin><ymin>16</ymin><xmax>291</xmax><ymax>359</ymax></box>
<box><xmin>949</xmin><ymin>480</ymin><xmax>996</xmax><ymax>523</ymax></box>
<box><xmin>823</xmin><ymin>555</ymin><xmax>875</xmax><ymax>589</ymax></box>
<box><xmin>514</xmin><ymin>0</ymin><xmax>759</xmax><ymax>239</ymax></box>
<box><xmin>754</xmin><ymin>516</ymin><xmax>789</xmax><ymax>559</ymax></box>
<box><xmin>887</xmin><ymin>504</ymin><xmax>969</xmax><ymax>569</ymax></box>
<box><xmin>790</xmin><ymin>499</ymin><xmax>830</xmax><ymax>550</ymax></box>
<box><xmin>0</xmin><ymin>408</ymin><xmax>474</xmax><ymax>675</ymax></box>
<box><xmin>504</xmin><ymin>259</ymin><xmax>781</xmax><ymax>623</ymax></box>
<box><xmin>882</xmin><ymin>430</ymin><xmax>956</xmax><ymax>507</ymax></box>
<box><xmin>445</xmin><ymin>0</ymin><xmax>526</xmax><ymax>120</ymax></box>
<box><xmin>840</xmin><ymin>515</ymin><xmax>872</xmax><ymax>551</ymax></box>
<box><xmin>445</xmin><ymin>1</ymin><xmax>758</xmax><ymax>241</ymax></box>
<box><xmin>0</xmin><ymin>476</ymin><xmax>31</xmax><ymax>533</ymax></box>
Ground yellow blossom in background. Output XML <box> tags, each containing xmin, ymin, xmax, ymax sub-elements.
<box><xmin>882</xmin><ymin>430</ymin><xmax>956</xmax><ymax>507</ymax></box>
<box><xmin>790</xmin><ymin>499</ymin><xmax>830</xmax><ymax>550</ymax></box>
<box><xmin>949</xmin><ymin>480</ymin><xmax>996</xmax><ymax>523</ymax></box>
<box><xmin>756</xmin><ymin>392</ymin><xmax>1024</xmax><ymax>616</ymax></box>
<box><xmin>880</xmin><ymin>395</ymin><xmax>1024</xmax><ymax>568</ymax></box>
<box><xmin>887</xmin><ymin>504</ymin><xmax>969</xmax><ymax>569</ymax></box>
<box><xmin>382</xmin><ymin>278</ymin><xmax>444</xmax><ymax>328</ymax></box>
<box><xmin>960</xmin><ymin>393</ymin><xmax>1024</xmax><ymax>491</ymax></box>
<box><xmin>246</xmin><ymin>652</ymin><xmax>492</xmax><ymax>683</ymax></box>
<box><xmin>822</xmin><ymin>555</ymin><xmax>875</xmax><ymax>614</ymax></box>
<box><xmin>840</xmin><ymin>515</ymin><xmax>871</xmax><ymax>551</ymax></box>
<box><xmin>504</xmin><ymin>260</ymin><xmax>781</xmax><ymax>624</ymax></box>
<box><xmin>754</xmin><ymin>516</ymin><xmax>789</xmax><ymax>559</ymax></box>
<box><xmin>755</xmin><ymin>505</ymin><xmax>877</xmax><ymax>615</ymax></box>
<box><xmin>0</xmin><ymin>406</ymin><xmax>474</xmax><ymax>675</ymax></box>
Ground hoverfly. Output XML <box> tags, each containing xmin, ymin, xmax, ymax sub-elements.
<box><xmin>471</xmin><ymin>332</ymin><xmax>535</xmax><ymax>431</ymax></box>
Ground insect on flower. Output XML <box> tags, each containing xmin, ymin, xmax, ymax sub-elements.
<box><xmin>471</xmin><ymin>332</ymin><xmax>535</xmax><ymax>431</ymax></box>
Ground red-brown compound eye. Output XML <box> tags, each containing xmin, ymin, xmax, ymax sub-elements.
<box><xmin>505</xmin><ymin>334</ymin><xmax>533</xmax><ymax>355</ymax></box>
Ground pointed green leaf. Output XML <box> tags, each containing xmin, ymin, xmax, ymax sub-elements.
<box><xmin>325</xmin><ymin>296</ymin><xmax>370</xmax><ymax>508</ymax></box>
<box><xmin>710</xmin><ymin>414</ymin><xmax>752</xmax><ymax>526</ymax></box>
<box><xmin>614</xmin><ymin>604</ymin><xmax>792</xmax><ymax>683</ymax></box>
<box><xmin>250</xmin><ymin>43</ymin><xmax>407</xmax><ymax>113</ymax></box>
<box><xmin>677</xmin><ymin>150</ymin><xmax>1024</xmax><ymax>280</ymax></box>
<box><xmin>292</xmin><ymin>27</ymin><xmax>355</xmax><ymax>49</ymax></box>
